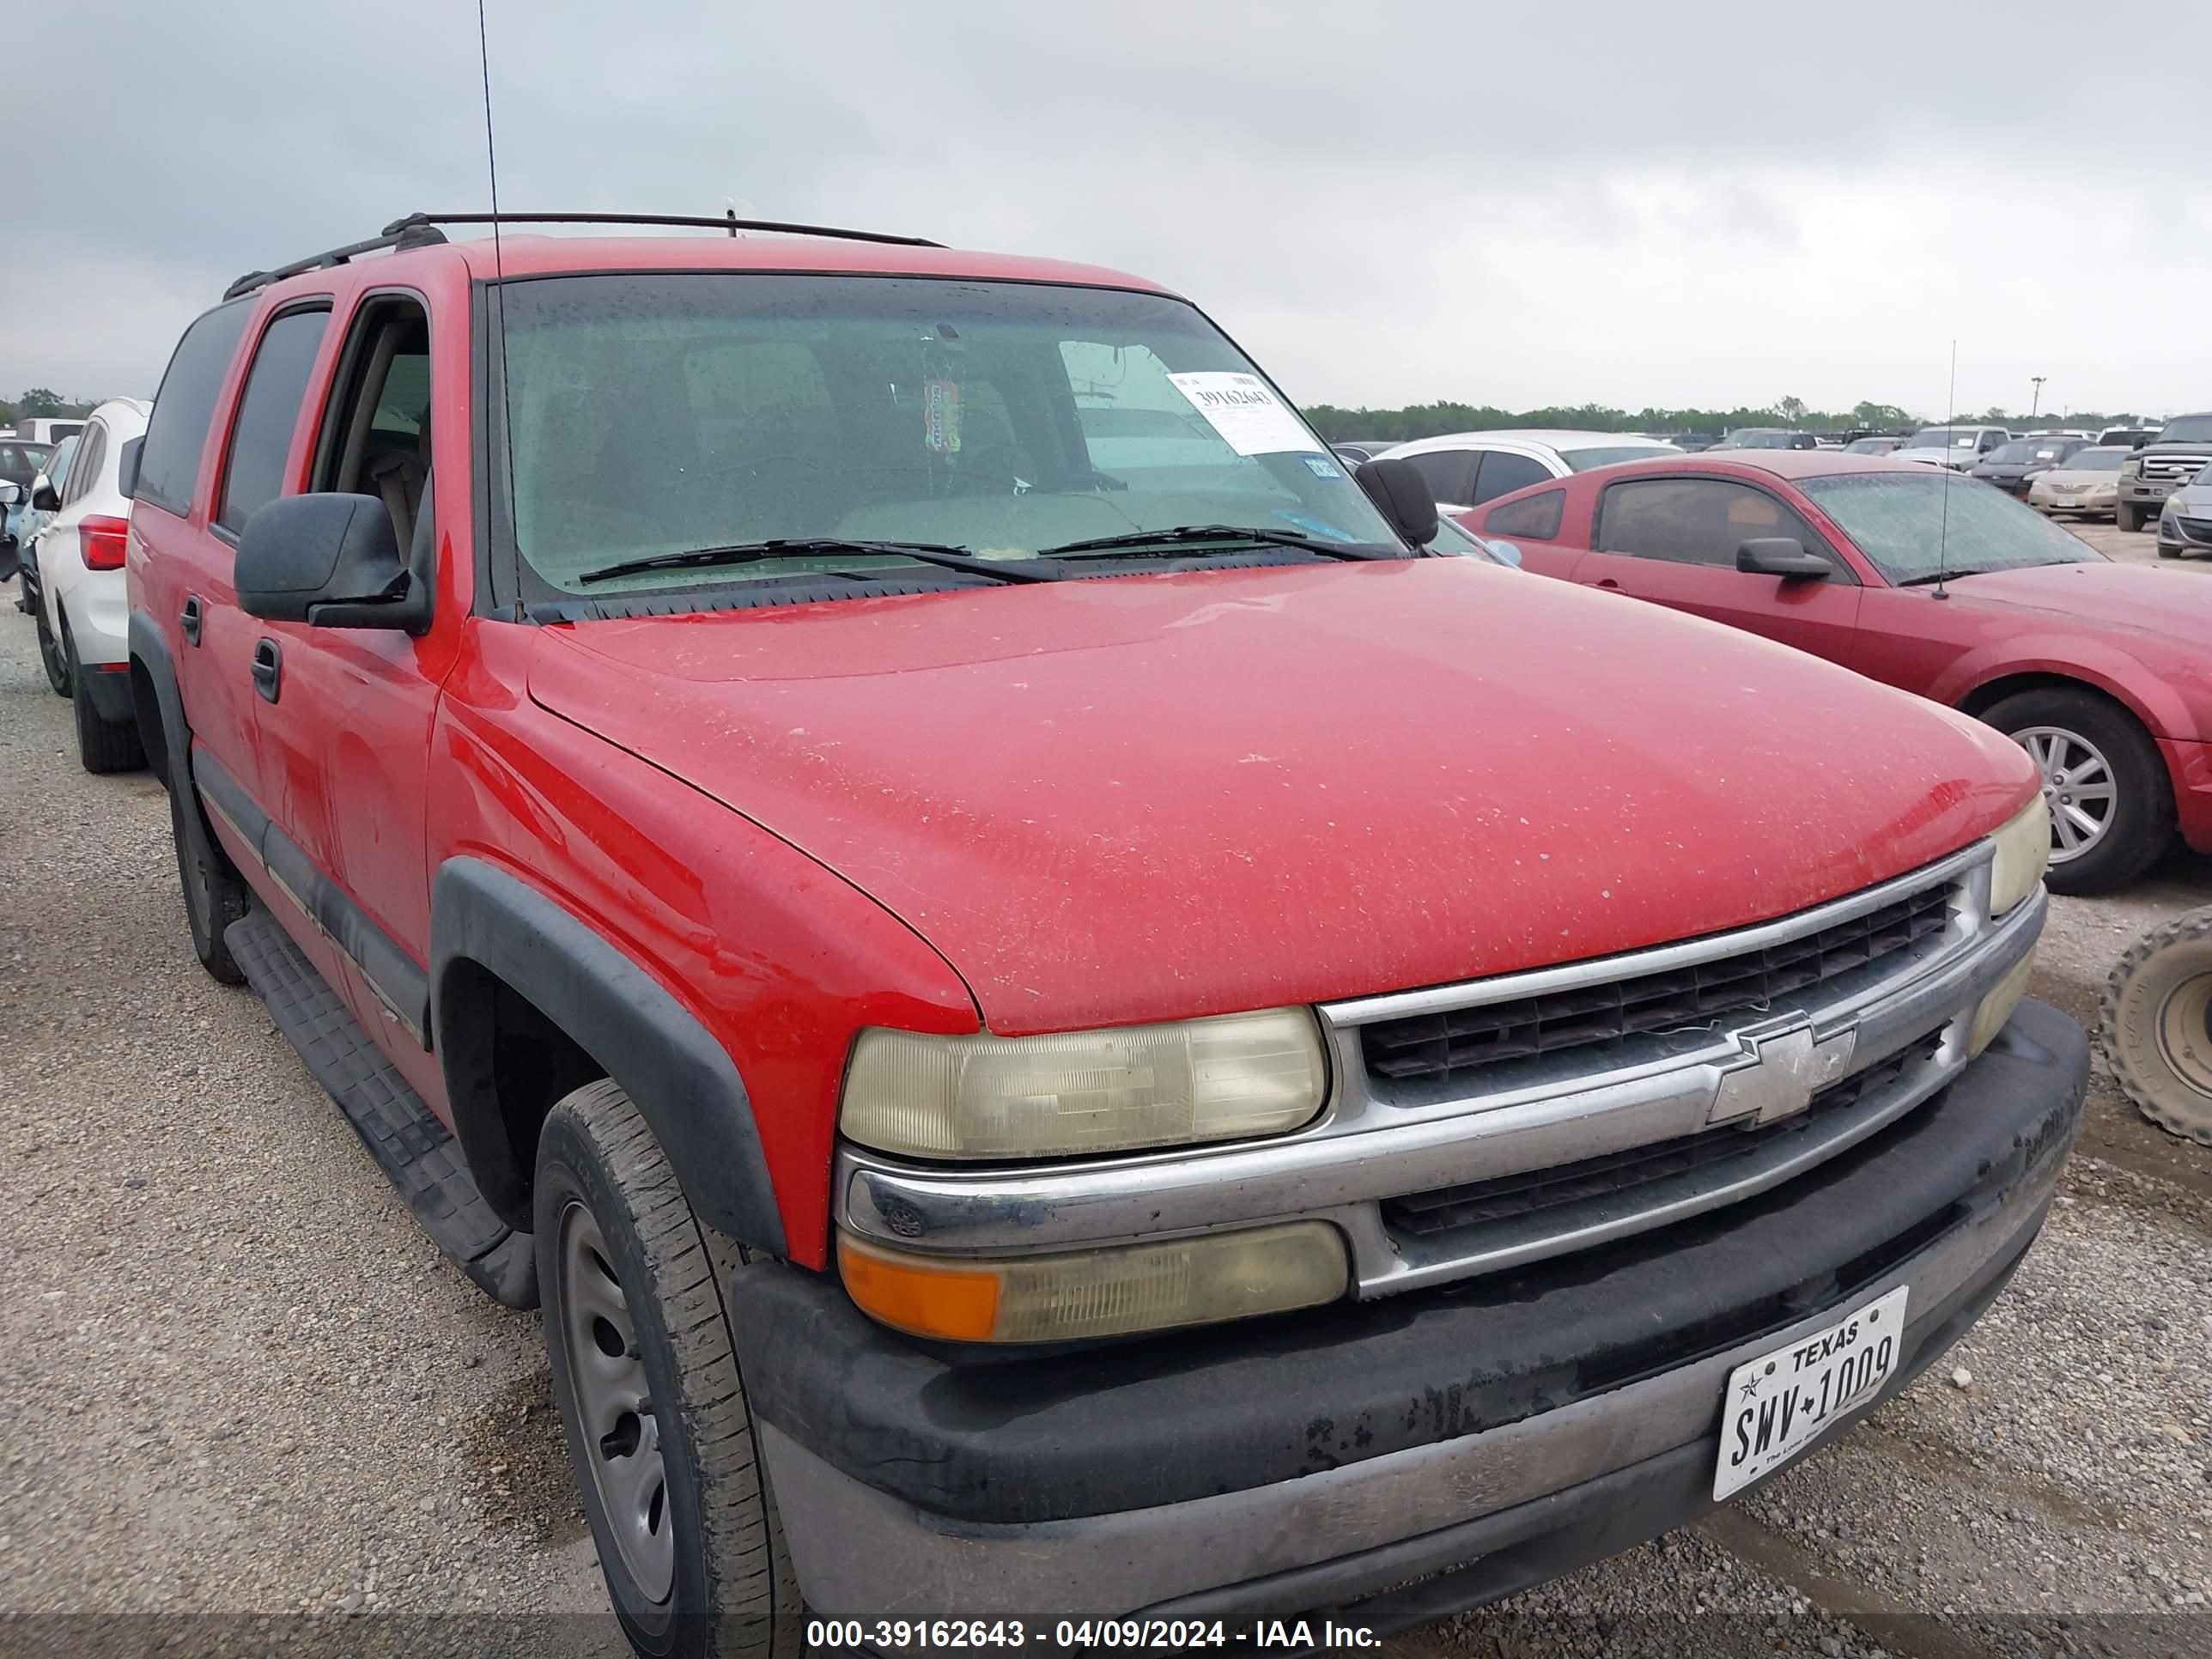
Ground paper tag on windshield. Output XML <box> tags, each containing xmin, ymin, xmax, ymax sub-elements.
<box><xmin>1168</xmin><ymin>371</ymin><xmax>1318</xmax><ymax>457</ymax></box>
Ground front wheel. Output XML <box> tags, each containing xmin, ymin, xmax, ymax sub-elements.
<box><xmin>1983</xmin><ymin>688</ymin><xmax>2172</xmax><ymax>896</ymax></box>
<box><xmin>536</xmin><ymin>1079</ymin><xmax>803</xmax><ymax>1659</ymax></box>
<box><xmin>2116</xmin><ymin>501</ymin><xmax>2144</xmax><ymax>532</ymax></box>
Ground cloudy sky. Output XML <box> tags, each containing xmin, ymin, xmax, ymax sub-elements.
<box><xmin>9</xmin><ymin>1</ymin><xmax>2208</xmax><ymax>421</ymax></box>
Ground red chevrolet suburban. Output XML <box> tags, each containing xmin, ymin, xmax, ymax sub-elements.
<box><xmin>125</xmin><ymin>213</ymin><xmax>2084</xmax><ymax>1655</ymax></box>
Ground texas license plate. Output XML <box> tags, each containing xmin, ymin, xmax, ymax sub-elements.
<box><xmin>1713</xmin><ymin>1283</ymin><xmax>1908</xmax><ymax>1500</ymax></box>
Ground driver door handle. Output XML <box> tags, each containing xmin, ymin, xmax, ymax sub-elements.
<box><xmin>251</xmin><ymin>637</ymin><xmax>282</xmax><ymax>703</ymax></box>
<box><xmin>179</xmin><ymin>595</ymin><xmax>204</xmax><ymax>646</ymax></box>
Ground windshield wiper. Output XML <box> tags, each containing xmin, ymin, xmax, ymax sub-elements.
<box><xmin>1897</xmin><ymin>568</ymin><xmax>1998</xmax><ymax>586</ymax></box>
<box><xmin>575</xmin><ymin>538</ymin><xmax>1059</xmax><ymax>586</ymax></box>
<box><xmin>1036</xmin><ymin>525</ymin><xmax>1394</xmax><ymax>562</ymax></box>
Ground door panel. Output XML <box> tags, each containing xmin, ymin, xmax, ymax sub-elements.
<box><xmin>1576</xmin><ymin>547</ymin><xmax>1863</xmax><ymax>662</ymax></box>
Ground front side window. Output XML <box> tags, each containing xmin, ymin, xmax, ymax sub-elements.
<box><xmin>1597</xmin><ymin>477</ymin><xmax>1828</xmax><ymax>570</ymax></box>
<box><xmin>1484</xmin><ymin>488</ymin><xmax>1565</xmax><ymax>539</ymax></box>
<box><xmin>138</xmin><ymin>300</ymin><xmax>254</xmax><ymax>518</ymax></box>
<box><xmin>218</xmin><ymin>308</ymin><xmax>331</xmax><ymax>534</ymax></box>
<box><xmin>1799</xmin><ymin>473</ymin><xmax>2101</xmax><ymax>585</ymax></box>
<box><xmin>495</xmin><ymin>274</ymin><xmax>1398</xmax><ymax>601</ymax></box>
<box><xmin>38</xmin><ymin>434</ymin><xmax>77</xmax><ymax>499</ymax></box>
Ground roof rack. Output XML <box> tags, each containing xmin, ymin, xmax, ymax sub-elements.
<box><xmin>222</xmin><ymin>210</ymin><xmax>941</xmax><ymax>302</ymax></box>
<box><xmin>222</xmin><ymin>221</ymin><xmax>451</xmax><ymax>301</ymax></box>
<box><xmin>383</xmin><ymin>210</ymin><xmax>942</xmax><ymax>248</ymax></box>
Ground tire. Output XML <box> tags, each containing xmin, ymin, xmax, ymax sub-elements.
<box><xmin>536</xmin><ymin>1079</ymin><xmax>803</xmax><ymax>1659</ymax></box>
<box><xmin>67</xmin><ymin>627</ymin><xmax>146</xmax><ymax>775</ymax></box>
<box><xmin>2116</xmin><ymin>501</ymin><xmax>2143</xmax><ymax>532</ymax></box>
<box><xmin>2100</xmin><ymin>906</ymin><xmax>2212</xmax><ymax>1146</ymax></box>
<box><xmin>33</xmin><ymin>590</ymin><xmax>69</xmax><ymax>696</ymax></box>
<box><xmin>1982</xmin><ymin>688</ymin><xmax>2173</xmax><ymax>896</ymax></box>
<box><xmin>2157</xmin><ymin>539</ymin><xmax>2181</xmax><ymax>559</ymax></box>
<box><xmin>168</xmin><ymin>774</ymin><xmax>250</xmax><ymax>985</ymax></box>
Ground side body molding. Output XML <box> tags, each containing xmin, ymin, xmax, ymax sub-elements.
<box><xmin>430</xmin><ymin>856</ymin><xmax>787</xmax><ymax>1256</ymax></box>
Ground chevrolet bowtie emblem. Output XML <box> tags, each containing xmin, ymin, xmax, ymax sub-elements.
<box><xmin>1706</xmin><ymin>1018</ymin><xmax>1856</xmax><ymax>1127</ymax></box>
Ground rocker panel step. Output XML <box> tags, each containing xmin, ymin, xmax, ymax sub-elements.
<box><xmin>226</xmin><ymin>908</ymin><xmax>537</xmax><ymax>1309</ymax></box>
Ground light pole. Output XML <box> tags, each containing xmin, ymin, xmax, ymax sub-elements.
<box><xmin>2030</xmin><ymin>376</ymin><xmax>2046</xmax><ymax>419</ymax></box>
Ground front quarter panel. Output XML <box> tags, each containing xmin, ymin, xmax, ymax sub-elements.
<box><xmin>428</xmin><ymin>621</ymin><xmax>981</xmax><ymax>1267</ymax></box>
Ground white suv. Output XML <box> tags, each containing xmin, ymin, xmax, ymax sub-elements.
<box><xmin>1379</xmin><ymin>429</ymin><xmax>1680</xmax><ymax>512</ymax></box>
<box><xmin>27</xmin><ymin>396</ymin><xmax>149</xmax><ymax>772</ymax></box>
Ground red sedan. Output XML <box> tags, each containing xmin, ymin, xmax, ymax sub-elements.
<box><xmin>1469</xmin><ymin>452</ymin><xmax>2212</xmax><ymax>893</ymax></box>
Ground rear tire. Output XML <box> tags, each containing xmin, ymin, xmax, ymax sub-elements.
<box><xmin>2100</xmin><ymin>906</ymin><xmax>2212</xmax><ymax>1146</ymax></box>
<box><xmin>68</xmin><ymin>628</ymin><xmax>146</xmax><ymax>775</ymax></box>
<box><xmin>1982</xmin><ymin>688</ymin><xmax>2172</xmax><ymax>896</ymax></box>
<box><xmin>536</xmin><ymin>1079</ymin><xmax>803</xmax><ymax>1659</ymax></box>
<box><xmin>168</xmin><ymin>773</ymin><xmax>249</xmax><ymax>985</ymax></box>
<box><xmin>34</xmin><ymin>591</ymin><xmax>69</xmax><ymax>696</ymax></box>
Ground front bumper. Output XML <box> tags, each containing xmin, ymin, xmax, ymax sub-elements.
<box><xmin>734</xmin><ymin>998</ymin><xmax>2087</xmax><ymax>1626</ymax></box>
<box><xmin>2121</xmin><ymin>478</ymin><xmax>2179</xmax><ymax>509</ymax></box>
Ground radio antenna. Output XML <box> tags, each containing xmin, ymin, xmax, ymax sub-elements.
<box><xmin>476</xmin><ymin>0</ymin><xmax>522</xmax><ymax>618</ymax></box>
<box><xmin>1933</xmin><ymin>338</ymin><xmax>1956</xmax><ymax>602</ymax></box>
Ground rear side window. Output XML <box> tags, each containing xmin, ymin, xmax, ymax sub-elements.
<box><xmin>1471</xmin><ymin>451</ymin><xmax>1551</xmax><ymax>504</ymax></box>
<box><xmin>1485</xmin><ymin>488</ymin><xmax>1565</xmax><ymax>539</ymax></box>
<box><xmin>1402</xmin><ymin>448</ymin><xmax>1476</xmax><ymax>507</ymax></box>
<box><xmin>62</xmin><ymin>423</ymin><xmax>106</xmax><ymax>507</ymax></box>
<box><xmin>136</xmin><ymin>300</ymin><xmax>254</xmax><ymax>518</ymax></box>
<box><xmin>217</xmin><ymin>308</ymin><xmax>331</xmax><ymax>534</ymax></box>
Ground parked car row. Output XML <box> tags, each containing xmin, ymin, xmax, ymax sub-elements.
<box><xmin>1454</xmin><ymin>447</ymin><xmax>2212</xmax><ymax>893</ymax></box>
<box><xmin>0</xmin><ymin>399</ymin><xmax>150</xmax><ymax>769</ymax></box>
<box><xmin>0</xmin><ymin>210</ymin><xmax>2105</xmax><ymax>1649</ymax></box>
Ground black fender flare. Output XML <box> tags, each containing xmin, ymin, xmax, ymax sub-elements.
<box><xmin>127</xmin><ymin>608</ymin><xmax>190</xmax><ymax>793</ymax></box>
<box><xmin>429</xmin><ymin>856</ymin><xmax>787</xmax><ymax>1256</ymax></box>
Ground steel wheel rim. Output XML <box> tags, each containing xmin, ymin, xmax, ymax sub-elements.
<box><xmin>2012</xmin><ymin>726</ymin><xmax>2117</xmax><ymax>864</ymax></box>
<box><xmin>556</xmin><ymin>1200</ymin><xmax>674</xmax><ymax>1603</ymax></box>
<box><xmin>2153</xmin><ymin>972</ymin><xmax>2212</xmax><ymax>1097</ymax></box>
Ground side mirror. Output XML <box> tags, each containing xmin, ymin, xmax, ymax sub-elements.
<box><xmin>1736</xmin><ymin>538</ymin><xmax>1832</xmax><ymax>580</ymax></box>
<box><xmin>0</xmin><ymin>480</ymin><xmax>20</xmax><ymax>507</ymax></box>
<box><xmin>1353</xmin><ymin>457</ymin><xmax>1439</xmax><ymax>548</ymax></box>
<box><xmin>235</xmin><ymin>493</ymin><xmax>428</xmax><ymax>632</ymax></box>
<box><xmin>30</xmin><ymin>477</ymin><xmax>60</xmax><ymax>513</ymax></box>
<box><xmin>1483</xmin><ymin>538</ymin><xmax>1524</xmax><ymax>568</ymax></box>
<box><xmin>118</xmin><ymin>437</ymin><xmax>142</xmax><ymax>501</ymax></box>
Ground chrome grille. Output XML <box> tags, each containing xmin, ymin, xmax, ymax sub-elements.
<box><xmin>1382</xmin><ymin>1034</ymin><xmax>1938</xmax><ymax>1237</ymax></box>
<box><xmin>2141</xmin><ymin>451</ymin><xmax>2212</xmax><ymax>481</ymax></box>
<box><xmin>1361</xmin><ymin>884</ymin><xmax>1951</xmax><ymax>1087</ymax></box>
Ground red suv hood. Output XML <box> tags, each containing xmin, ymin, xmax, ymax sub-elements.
<box><xmin>1940</xmin><ymin>560</ymin><xmax>2212</xmax><ymax>642</ymax></box>
<box><xmin>530</xmin><ymin>562</ymin><xmax>2033</xmax><ymax>1035</ymax></box>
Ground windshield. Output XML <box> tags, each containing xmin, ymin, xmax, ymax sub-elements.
<box><xmin>1985</xmin><ymin>441</ymin><xmax>2046</xmax><ymax>465</ymax></box>
<box><xmin>1844</xmin><ymin>437</ymin><xmax>1899</xmax><ymax>453</ymax></box>
<box><xmin>496</xmin><ymin>273</ymin><xmax>1401</xmax><ymax>599</ymax></box>
<box><xmin>1800</xmin><ymin>473</ymin><xmax>2102</xmax><ymax>584</ymax></box>
<box><xmin>2062</xmin><ymin>447</ymin><xmax>2128</xmax><ymax>472</ymax></box>
<box><xmin>2156</xmin><ymin>416</ymin><xmax>2212</xmax><ymax>444</ymax></box>
<box><xmin>1908</xmin><ymin>428</ymin><xmax>1982</xmax><ymax>450</ymax></box>
<box><xmin>1562</xmin><ymin>443</ymin><xmax>1674</xmax><ymax>471</ymax></box>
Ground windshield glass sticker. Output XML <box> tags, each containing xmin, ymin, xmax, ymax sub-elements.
<box><xmin>1274</xmin><ymin>508</ymin><xmax>1355</xmax><ymax>542</ymax></box>
<box><xmin>924</xmin><ymin>380</ymin><xmax>962</xmax><ymax>453</ymax></box>
<box><xmin>1168</xmin><ymin>371</ymin><xmax>1317</xmax><ymax>457</ymax></box>
<box><xmin>1303</xmin><ymin>455</ymin><xmax>1344</xmax><ymax>479</ymax></box>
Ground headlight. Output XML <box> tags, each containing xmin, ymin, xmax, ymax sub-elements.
<box><xmin>837</xmin><ymin>1221</ymin><xmax>1348</xmax><ymax>1342</ymax></box>
<box><xmin>1989</xmin><ymin>796</ymin><xmax>2051</xmax><ymax>917</ymax></box>
<box><xmin>841</xmin><ymin>1008</ymin><xmax>1328</xmax><ymax>1160</ymax></box>
<box><xmin>2121</xmin><ymin>456</ymin><xmax>2142</xmax><ymax>477</ymax></box>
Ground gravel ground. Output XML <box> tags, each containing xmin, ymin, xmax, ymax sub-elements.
<box><xmin>0</xmin><ymin>535</ymin><xmax>2207</xmax><ymax>1659</ymax></box>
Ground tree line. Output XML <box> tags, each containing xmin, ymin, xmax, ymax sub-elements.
<box><xmin>1302</xmin><ymin>397</ymin><xmax>2155</xmax><ymax>444</ymax></box>
<box><xmin>1</xmin><ymin>389</ymin><xmax>102</xmax><ymax>426</ymax></box>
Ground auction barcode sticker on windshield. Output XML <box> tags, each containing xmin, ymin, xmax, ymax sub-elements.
<box><xmin>1714</xmin><ymin>1282</ymin><xmax>1908</xmax><ymax>1501</ymax></box>
<box><xmin>1168</xmin><ymin>371</ymin><xmax>1321</xmax><ymax>457</ymax></box>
